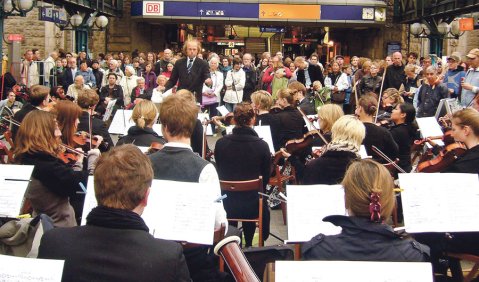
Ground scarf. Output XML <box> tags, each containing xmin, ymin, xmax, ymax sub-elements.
<box><xmin>323</xmin><ymin>140</ymin><xmax>361</xmax><ymax>159</ymax></box>
<box><xmin>86</xmin><ymin>205</ymin><xmax>149</xmax><ymax>232</ymax></box>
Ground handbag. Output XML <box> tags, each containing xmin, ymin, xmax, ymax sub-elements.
<box><xmin>331</xmin><ymin>90</ymin><xmax>346</xmax><ymax>103</ymax></box>
<box><xmin>202</xmin><ymin>92</ymin><xmax>218</xmax><ymax>106</ymax></box>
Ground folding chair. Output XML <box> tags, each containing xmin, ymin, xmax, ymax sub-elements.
<box><xmin>220</xmin><ymin>177</ymin><xmax>264</xmax><ymax>247</ymax></box>
<box><xmin>446</xmin><ymin>252</ymin><xmax>479</xmax><ymax>282</ymax></box>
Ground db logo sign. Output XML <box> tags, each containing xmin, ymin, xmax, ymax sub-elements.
<box><xmin>143</xmin><ymin>1</ymin><xmax>163</xmax><ymax>16</ymax></box>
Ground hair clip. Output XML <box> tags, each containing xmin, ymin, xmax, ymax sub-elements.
<box><xmin>369</xmin><ymin>192</ymin><xmax>381</xmax><ymax>223</ymax></box>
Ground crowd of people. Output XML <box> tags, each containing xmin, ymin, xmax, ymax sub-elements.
<box><xmin>1</xmin><ymin>39</ymin><xmax>479</xmax><ymax>281</ymax></box>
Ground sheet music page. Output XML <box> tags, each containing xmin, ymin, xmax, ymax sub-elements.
<box><xmin>399</xmin><ymin>173</ymin><xmax>479</xmax><ymax>233</ymax></box>
<box><xmin>286</xmin><ymin>185</ymin><xmax>346</xmax><ymax>242</ymax></box>
<box><xmin>81</xmin><ymin>176</ymin><xmax>97</xmax><ymax>226</ymax></box>
<box><xmin>0</xmin><ymin>165</ymin><xmax>34</xmax><ymax>217</ymax></box>
<box><xmin>0</xmin><ymin>164</ymin><xmax>34</xmax><ymax>181</ymax></box>
<box><xmin>0</xmin><ymin>254</ymin><xmax>64</xmax><ymax>282</ymax></box>
<box><xmin>216</xmin><ymin>105</ymin><xmax>229</xmax><ymax>116</ymax></box>
<box><xmin>416</xmin><ymin>117</ymin><xmax>444</xmax><ymax>147</ymax></box>
<box><xmin>141</xmin><ymin>180</ymin><xmax>217</xmax><ymax>245</ymax></box>
<box><xmin>304</xmin><ymin>115</ymin><xmax>320</xmax><ymax>131</ymax></box>
<box><xmin>102</xmin><ymin>99</ymin><xmax>117</xmax><ymax>122</ymax></box>
<box><xmin>275</xmin><ymin>261</ymin><xmax>433</xmax><ymax>282</ymax></box>
<box><xmin>254</xmin><ymin>126</ymin><xmax>275</xmax><ymax>154</ymax></box>
<box><xmin>108</xmin><ymin>109</ymin><xmax>134</xmax><ymax>134</ymax></box>
<box><xmin>359</xmin><ymin>145</ymin><xmax>370</xmax><ymax>159</ymax></box>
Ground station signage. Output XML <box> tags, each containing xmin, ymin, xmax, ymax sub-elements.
<box><xmin>143</xmin><ymin>1</ymin><xmax>163</xmax><ymax>16</ymax></box>
<box><xmin>259</xmin><ymin>27</ymin><xmax>286</xmax><ymax>33</ymax></box>
<box><xmin>38</xmin><ymin>7</ymin><xmax>67</xmax><ymax>25</ymax></box>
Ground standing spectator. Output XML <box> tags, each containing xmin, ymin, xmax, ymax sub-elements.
<box><xmin>262</xmin><ymin>56</ymin><xmax>292</xmax><ymax>96</ymax></box>
<box><xmin>242</xmin><ymin>53</ymin><xmax>257</xmax><ymax>102</ymax></box>
<box><xmin>350</xmin><ymin>56</ymin><xmax>360</xmax><ymax>75</ymax></box>
<box><xmin>165</xmin><ymin>39</ymin><xmax>212</xmax><ymax>104</ymax></box>
<box><xmin>442</xmin><ymin>54</ymin><xmax>465</xmax><ymax>99</ymax></box>
<box><xmin>21</xmin><ymin>50</ymin><xmax>39</xmax><ymax>87</ymax></box>
<box><xmin>406</xmin><ymin>52</ymin><xmax>422</xmax><ymax>75</ymax></box>
<box><xmin>223</xmin><ymin>58</ymin><xmax>246</xmax><ymax>112</ymax></box>
<box><xmin>155</xmin><ymin>48</ymin><xmax>173</xmax><ymax>75</ymax></box>
<box><xmin>202</xmin><ymin>57</ymin><xmax>223</xmax><ymax>126</ymax></box>
<box><xmin>32</xmin><ymin>48</ymin><xmax>45</xmax><ymax>85</ymax></box>
<box><xmin>416</xmin><ymin>66</ymin><xmax>449</xmax><ymax>118</ymax></box>
<box><xmin>460</xmin><ymin>49</ymin><xmax>479</xmax><ymax>107</ymax></box>
<box><xmin>162</xmin><ymin>63</ymin><xmax>173</xmax><ymax>79</ymax></box>
<box><xmin>383</xmin><ymin>52</ymin><xmax>406</xmax><ymax>91</ymax></box>
<box><xmin>50</xmin><ymin>58</ymin><xmax>65</xmax><ymax>88</ymax></box>
<box><xmin>309</xmin><ymin>53</ymin><xmax>324</xmax><ymax>72</ymax></box>
<box><xmin>294</xmin><ymin>56</ymin><xmax>324</xmax><ymax>92</ymax></box>
<box><xmin>256</xmin><ymin>57</ymin><xmax>270</xmax><ymax>91</ymax></box>
<box><xmin>120</xmin><ymin>65</ymin><xmax>139</xmax><ymax>106</ymax></box>
<box><xmin>132</xmin><ymin>57</ymin><xmax>143</xmax><ymax>77</ymax></box>
<box><xmin>402</xmin><ymin>64</ymin><xmax>421</xmax><ymax>104</ymax></box>
<box><xmin>91</xmin><ymin>60</ymin><xmax>104</xmax><ymax>91</ymax></box>
<box><xmin>142</xmin><ymin>62</ymin><xmax>157</xmax><ymax>89</ymax></box>
<box><xmin>335</xmin><ymin>55</ymin><xmax>345</xmax><ymax>69</ymax></box>
<box><xmin>44</xmin><ymin>51</ymin><xmax>58</xmax><ymax>86</ymax></box>
<box><xmin>324</xmin><ymin>61</ymin><xmax>350</xmax><ymax>105</ymax></box>
<box><xmin>76</xmin><ymin>51</ymin><xmax>91</xmax><ymax>67</ymax></box>
<box><xmin>63</xmin><ymin>57</ymin><xmax>78</xmax><ymax>90</ymax></box>
<box><xmin>358</xmin><ymin>62</ymin><xmax>382</xmax><ymax>97</ymax></box>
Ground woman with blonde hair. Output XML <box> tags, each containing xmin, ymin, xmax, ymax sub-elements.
<box><xmin>303</xmin><ymin>115</ymin><xmax>365</xmax><ymax>184</ymax></box>
<box><xmin>117</xmin><ymin>100</ymin><xmax>165</xmax><ymax>147</ymax></box>
<box><xmin>14</xmin><ymin>110</ymin><xmax>99</xmax><ymax>227</ymax></box>
<box><xmin>303</xmin><ymin>159</ymin><xmax>429</xmax><ymax>261</ymax></box>
<box><xmin>251</xmin><ymin>90</ymin><xmax>281</xmax><ymax>150</ymax></box>
<box><xmin>315</xmin><ymin>103</ymin><xmax>344</xmax><ymax>146</ymax></box>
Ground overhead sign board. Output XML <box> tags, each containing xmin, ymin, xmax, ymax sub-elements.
<box><xmin>38</xmin><ymin>7</ymin><xmax>67</xmax><ymax>24</ymax></box>
<box><xmin>143</xmin><ymin>1</ymin><xmax>163</xmax><ymax>16</ymax></box>
<box><xmin>259</xmin><ymin>4</ymin><xmax>320</xmax><ymax>20</ymax></box>
<box><xmin>259</xmin><ymin>27</ymin><xmax>286</xmax><ymax>33</ymax></box>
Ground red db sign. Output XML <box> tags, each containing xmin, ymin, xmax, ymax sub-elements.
<box><xmin>143</xmin><ymin>1</ymin><xmax>163</xmax><ymax>16</ymax></box>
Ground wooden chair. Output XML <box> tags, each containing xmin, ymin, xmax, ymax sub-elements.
<box><xmin>220</xmin><ymin>177</ymin><xmax>264</xmax><ymax>247</ymax></box>
<box><xmin>269</xmin><ymin>156</ymin><xmax>296</xmax><ymax>225</ymax></box>
<box><xmin>446</xmin><ymin>253</ymin><xmax>479</xmax><ymax>282</ymax></box>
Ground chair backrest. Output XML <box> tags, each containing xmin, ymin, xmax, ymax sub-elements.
<box><xmin>219</xmin><ymin>177</ymin><xmax>263</xmax><ymax>193</ymax></box>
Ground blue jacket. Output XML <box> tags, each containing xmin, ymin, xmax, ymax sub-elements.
<box><xmin>443</xmin><ymin>68</ymin><xmax>465</xmax><ymax>98</ymax></box>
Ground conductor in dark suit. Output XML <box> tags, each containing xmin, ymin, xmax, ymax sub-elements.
<box><xmin>38</xmin><ymin>144</ymin><xmax>191</xmax><ymax>282</ymax></box>
<box><xmin>165</xmin><ymin>39</ymin><xmax>212</xmax><ymax>104</ymax></box>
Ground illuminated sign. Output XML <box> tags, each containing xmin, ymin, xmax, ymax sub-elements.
<box><xmin>143</xmin><ymin>1</ymin><xmax>164</xmax><ymax>16</ymax></box>
<box><xmin>259</xmin><ymin>4</ymin><xmax>320</xmax><ymax>20</ymax></box>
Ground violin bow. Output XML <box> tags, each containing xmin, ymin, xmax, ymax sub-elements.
<box><xmin>88</xmin><ymin>108</ymin><xmax>93</xmax><ymax>151</ymax></box>
<box><xmin>371</xmin><ymin>145</ymin><xmax>406</xmax><ymax>174</ymax></box>
<box><xmin>296</xmin><ymin>107</ymin><xmax>329</xmax><ymax>145</ymax></box>
<box><xmin>374</xmin><ymin>65</ymin><xmax>388</xmax><ymax>124</ymax></box>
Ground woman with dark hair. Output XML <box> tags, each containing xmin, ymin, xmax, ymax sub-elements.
<box><xmin>50</xmin><ymin>86</ymin><xmax>69</xmax><ymax>102</ymax></box>
<box><xmin>143</xmin><ymin>62</ymin><xmax>157</xmax><ymax>90</ymax></box>
<box><xmin>52</xmin><ymin>100</ymin><xmax>83</xmax><ymax>148</ymax></box>
<box><xmin>214</xmin><ymin>102</ymin><xmax>271</xmax><ymax>247</ymax></box>
<box><xmin>303</xmin><ymin>159</ymin><xmax>429</xmax><ymax>261</ymax></box>
<box><xmin>13</xmin><ymin>110</ymin><xmax>99</xmax><ymax>227</ymax></box>
<box><xmin>389</xmin><ymin>102</ymin><xmax>418</xmax><ymax>172</ymax></box>
<box><xmin>355</xmin><ymin>94</ymin><xmax>398</xmax><ymax>164</ymax></box>
<box><xmin>275</xmin><ymin>88</ymin><xmax>307</xmax><ymax>148</ymax></box>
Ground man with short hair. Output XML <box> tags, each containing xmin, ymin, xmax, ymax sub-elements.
<box><xmin>76</xmin><ymin>89</ymin><xmax>113</xmax><ymax>152</ymax></box>
<box><xmin>242</xmin><ymin>53</ymin><xmax>257</xmax><ymax>102</ymax></box>
<box><xmin>275</xmin><ymin>51</ymin><xmax>283</xmax><ymax>61</ymax></box>
<box><xmin>12</xmin><ymin>85</ymin><xmax>50</xmax><ymax>139</ymax></box>
<box><xmin>335</xmin><ymin>55</ymin><xmax>344</xmax><ymax>69</ymax></box>
<box><xmin>44</xmin><ymin>51</ymin><xmax>58</xmax><ymax>86</ymax></box>
<box><xmin>21</xmin><ymin>50</ymin><xmax>39</xmax><ymax>87</ymax></box>
<box><xmin>461</xmin><ymin>48</ymin><xmax>479</xmax><ymax>107</ymax></box>
<box><xmin>63</xmin><ymin>57</ymin><xmax>78</xmax><ymax>90</ymax></box>
<box><xmin>149</xmin><ymin>93</ymin><xmax>227</xmax><ymax>282</ymax></box>
<box><xmin>155</xmin><ymin>48</ymin><xmax>172</xmax><ymax>75</ymax></box>
<box><xmin>383</xmin><ymin>51</ymin><xmax>406</xmax><ymax>90</ymax></box>
<box><xmin>67</xmin><ymin>75</ymin><xmax>91</xmax><ymax>102</ymax></box>
<box><xmin>165</xmin><ymin>39</ymin><xmax>212</xmax><ymax>103</ymax></box>
<box><xmin>101</xmin><ymin>59</ymin><xmax>124</xmax><ymax>87</ymax></box>
<box><xmin>38</xmin><ymin>144</ymin><xmax>190</xmax><ymax>281</ymax></box>
<box><xmin>309</xmin><ymin>53</ymin><xmax>324</xmax><ymax>72</ymax></box>
<box><xmin>294</xmin><ymin>56</ymin><xmax>324</xmax><ymax>91</ymax></box>
<box><xmin>76</xmin><ymin>60</ymin><xmax>96</xmax><ymax>88</ymax></box>
<box><xmin>0</xmin><ymin>90</ymin><xmax>23</xmax><ymax>116</ymax></box>
<box><xmin>443</xmin><ymin>54</ymin><xmax>465</xmax><ymax>99</ymax></box>
<box><xmin>91</xmin><ymin>60</ymin><xmax>104</xmax><ymax>89</ymax></box>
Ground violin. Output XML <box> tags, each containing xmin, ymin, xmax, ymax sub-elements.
<box><xmin>211</xmin><ymin>113</ymin><xmax>235</xmax><ymax>128</ymax></box>
<box><xmin>57</xmin><ymin>143</ymin><xmax>87</xmax><ymax>165</ymax></box>
<box><xmin>416</xmin><ymin>142</ymin><xmax>467</xmax><ymax>172</ymax></box>
<box><xmin>147</xmin><ymin>142</ymin><xmax>164</xmax><ymax>154</ymax></box>
<box><xmin>73</xmin><ymin>131</ymin><xmax>108</xmax><ymax>151</ymax></box>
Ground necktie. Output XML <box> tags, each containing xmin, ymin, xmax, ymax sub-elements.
<box><xmin>187</xmin><ymin>59</ymin><xmax>193</xmax><ymax>73</ymax></box>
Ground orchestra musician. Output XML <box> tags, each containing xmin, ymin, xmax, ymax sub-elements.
<box><xmin>414</xmin><ymin>108</ymin><xmax>479</xmax><ymax>278</ymax></box>
<box><xmin>12</xmin><ymin>85</ymin><xmax>51</xmax><ymax>140</ymax></box>
<box><xmin>251</xmin><ymin>90</ymin><xmax>281</xmax><ymax>150</ymax></box>
<box><xmin>176</xmin><ymin>89</ymin><xmax>206</xmax><ymax>156</ymax></box>
<box><xmin>148</xmin><ymin>94</ymin><xmax>227</xmax><ymax>282</ymax></box>
<box><xmin>302</xmin><ymin>159</ymin><xmax>430</xmax><ymax>262</ymax></box>
<box><xmin>76</xmin><ymin>89</ymin><xmax>113</xmax><ymax>152</ymax></box>
<box><xmin>303</xmin><ymin>115</ymin><xmax>365</xmax><ymax>185</ymax></box>
<box><xmin>376</xmin><ymin>88</ymin><xmax>404</xmax><ymax>124</ymax></box>
<box><xmin>214</xmin><ymin>102</ymin><xmax>271</xmax><ymax>248</ymax></box>
<box><xmin>355</xmin><ymin>94</ymin><xmax>398</xmax><ymax>163</ymax></box>
<box><xmin>52</xmin><ymin>100</ymin><xmax>84</xmax><ymax>148</ymax></box>
<box><xmin>314</xmin><ymin>104</ymin><xmax>344</xmax><ymax>146</ymax></box>
<box><xmin>389</xmin><ymin>103</ymin><xmax>418</xmax><ymax>172</ymax></box>
<box><xmin>116</xmin><ymin>100</ymin><xmax>166</xmax><ymax>147</ymax></box>
<box><xmin>38</xmin><ymin>144</ymin><xmax>191</xmax><ymax>282</ymax></box>
<box><xmin>13</xmin><ymin>110</ymin><xmax>99</xmax><ymax>227</ymax></box>
<box><xmin>274</xmin><ymin>88</ymin><xmax>307</xmax><ymax>148</ymax></box>
<box><xmin>288</xmin><ymin>81</ymin><xmax>316</xmax><ymax>115</ymax></box>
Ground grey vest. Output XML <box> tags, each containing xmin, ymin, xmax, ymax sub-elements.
<box><xmin>149</xmin><ymin>146</ymin><xmax>208</xmax><ymax>182</ymax></box>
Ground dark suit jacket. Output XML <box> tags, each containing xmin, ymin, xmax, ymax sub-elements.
<box><xmin>63</xmin><ymin>67</ymin><xmax>76</xmax><ymax>90</ymax></box>
<box><xmin>298</xmin><ymin>97</ymin><xmax>316</xmax><ymax>115</ymax></box>
<box><xmin>38</xmin><ymin>216</ymin><xmax>190</xmax><ymax>282</ymax></box>
<box><xmin>297</xmin><ymin>64</ymin><xmax>325</xmax><ymax>88</ymax></box>
<box><xmin>77</xmin><ymin>111</ymin><xmax>113</xmax><ymax>152</ymax></box>
<box><xmin>165</xmin><ymin>57</ymin><xmax>210</xmax><ymax>103</ymax></box>
<box><xmin>130</xmin><ymin>86</ymin><xmax>153</xmax><ymax>105</ymax></box>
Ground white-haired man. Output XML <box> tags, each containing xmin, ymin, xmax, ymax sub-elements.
<box><xmin>101</xmin><ymin>59</ymin><xmax>124</xmax><ymax>87</ymax></box>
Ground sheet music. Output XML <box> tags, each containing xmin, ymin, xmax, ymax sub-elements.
<box><xmin>82</xmin><ymin>177</ymin><xmax>217</xmax><ymax>244</ymax></box>
<box><xmin>254</xmin><ymin>126</ymin><xmax>275</xmax><ymax>154</ymax></box>
<box><xmin>141</xmin><ymin>180</ymin><xmax>217</xmax><ymax>245</ymax></box>
<box><xmin>303</xmin><ymin>116</ymin><xmax>320</xmax><ymax>131</ymax></box>
<box><xmin>359</xmin><ymin>145</ymin><xmax>370</xmax><ymax>159</ymax></box>
<box><xmin>216</xmin><ymin>105</ymin><xmax>229</xmax><ymax>116</ymax></box>
<box><xmin>108</xmin><ymin>109</ymin><xmax>134</xmax><ymax>135</ymax></box>
<box><xmin>0</xmin><ymin>254</ymin><xmax>64</xmax><ymax>282</ymax></box>
<box><xmin>102</xmin><ymin>99</ymin><xmax>117</xmax><ymax>121</ymax></box>
<box><xmin>416</xmin><ymin>117</ymin><xmax>444</xmax><ymax>147</ymax></box>
<box><xmin>286</xmin><ymin>185</ymin><xmax>346</xmax><ymax>242</ymax></box>
<box><xmin>275</xmin><ymin>261</ymin><xmax>433</xmax><ymax>282</ymax></box>
<box><xmin>81</xmin><ymin>176</ymin><xmax>97</xmax><ymax>226</ymax></box>
<box><xmin>399</xmin><ymin>173</ymin><xmax>479</xmax><ymax>233</ymax></box>
<box><xmin>0</xmin><ymin>164</ymin><xmax>34</xmax><ymax>217</ymax></box>
<box><xmin>197</xmin><ymin>113</ymin><xmax>213</xmax><ymax>136</ymax></box>
<box><xmin>0</xmin><ymin>164</ymin><xmax>34</xmax><ymax>181</ymax></box>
